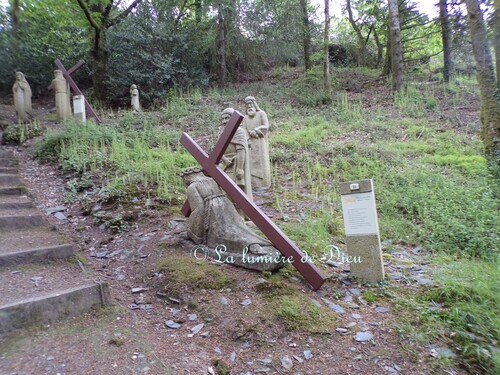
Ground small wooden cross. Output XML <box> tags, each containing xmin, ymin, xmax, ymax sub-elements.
<box><xmin>54</xmin><ymin>59</ymin><xmax>102</xmax><ymax>123</ymax></box>
<box><xmin>180</xmin><ymin>111</ymin><xmax>326</xmax><ymax>290</ymax></box>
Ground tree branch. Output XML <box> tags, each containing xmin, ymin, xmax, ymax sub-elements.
<box><xmin>174</xmin><ymin>0</ymin><xmax>189</xmax><ymax>28</ymax></box>
<box><xmin>76</xmin><ymin>0</ymin><xmax>100</xmax><ymax>30</ymax></box>
<box><xmin>108</xmin><ymin>0</ymin><xmax>143</xmax><ymax>27</ymax></box>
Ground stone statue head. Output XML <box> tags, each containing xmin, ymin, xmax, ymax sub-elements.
<box><xmin>244</xmin><ymin>96</ymin><xmax>260</xmax><ymax>117</ymax></box>
<box><xmin>221</xmin><ymin>108</ymin><xmax>234</xmax><ymax>126</ymax></box>
<box><xmin>54</xmin><ymin>69</ymin><xmax>63</xmax><ymax>78</ymax></box>
<box><xmin>15</xmin><ymin>72</ymin><xmax>24</xmax><ymax>81</ymax></box>
<box><xmin>180</xmin><ymin>166</ymin><xmax>203</xmax><ymax>186</ymax></box>
<box><xmin>130</xmin><ymin>84</ymin><xmax>137</xmax><ymax>90</ymax></box>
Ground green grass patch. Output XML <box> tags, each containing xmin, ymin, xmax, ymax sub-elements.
<box><xmin>156</xmin><ymin>256</ymin><xmax>234</xmax><ymax>298</ymax></box>
<box><xmin>407</xmin><ymin>257</ymin><xmax>500</xmax><ymax>374</ymax></box>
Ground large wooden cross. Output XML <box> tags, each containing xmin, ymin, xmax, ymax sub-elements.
<box><xmin>54</xmin><ymin>59</ymin><xmax>101</xmax><ymax>123</ymax></box>
<box><xmin>180</xmin><ymin>111</ymin><xmax>326</xmax><ymax>290</ymax></box>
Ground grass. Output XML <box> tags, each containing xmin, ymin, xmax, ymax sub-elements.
<box><xmin>156</xmin><ymin>255</ymin><xmax>234</xmax><ymax>298</ymax></box>
<box><xmin>33</xmin><ymin>66</ymin><xmax>498</xmax><ymax>372</ymax></box>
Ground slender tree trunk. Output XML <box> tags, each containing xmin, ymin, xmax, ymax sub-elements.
<box><xmin>439</xmin><ymin>0</ymin><xmax>453</xmax><ymax>83</ymax></box>
<box><xmin>373</xmin><ymin>25</ymin><xmax>383</xmax><ymax>68</ymax></box>
<box><xmin>76</xmin><ymin>0</ymin><xmax>143</xmax><ymax>104</ymax></box>
<box><xmin>382</xmin><ymin>27</ymin><xmax>391</xmax><ymax>76</ymax></box>
<box><xmin>464</xmin><ymin>0</ymin><xmax>499</xmax><ymax>171</ymax></box>
<box><xmin>9</xmin><ymin>0</ymin><xmax>20</xmax><ymax>68</ymax></box>
<box><xmin>495</xmin><ymin>0</ymin><xmax>499</xmax><ymax>90</ymax></box>
<box><xmin>217</xmin><ymin>6</ymin><xmax>227</xmax><ymax>85</ymax></box>
<box><xmin>92</xmin><ymin>28</ymin><xmax>108</xmax><ymax>104</ymax></box>
<box><xmin>323</xmin><ymin>0</ymin><xmax>331</xmax><ymax>95</ymax></box>
<box><xmin>300</xmin><ymin>0</ymin><xmax>311</xmax><ymax>71</ymax></box>
<box><xmin>195</xmin><ymin>0</ymin><xmax>202</xmax><ymax>23</ymax></box>
<box><xmin>346</xmin><ymin>0</ymin><xmax>369</xmax><ymax>66</ymax></box>
<box><xmin>388</xmin><ymin>0</ymin><xmax>403</xmax><ymax>91</ymax></box>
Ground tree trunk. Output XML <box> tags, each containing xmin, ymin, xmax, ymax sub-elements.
<box><xmin>382</xmin><ymin>27</ymin><xmax>391</xmax><ymax>76</ymax></box>
<box><xmin>373</xmin><ymin>25</ymin><xmax>384</xmax><ymax>69</ymax></box>
<box><xmin>91</xmin><ymin>28</ymin><xmax>108</xmax><ymax>104</ymax></box>
<box><xmin>464</xmin><ymin>0</ymin><xmax>499</xmax><ymax>170</ymax></box>
<box><xmin>300</xmin><ymin>0</ymin><xmax>311</xmax><ymax>71</ymax></box>
<box><xmin>388</xmin><ymin>0</ymin><xmax>403</xmax><ymax>91</ymax></box>
<box><xmin>76</xmin><ymin>0</ymin><xmax>143</xmax><ymax>105</ymax></box>
<box><xmin>495</xmin><ymin>0</ymin><xmax>499</xmax><ymax>90</ymax></box>
<box><xmin>439</xmin><ymin>0</ymin><xmax>453</xmax><ymax>83</ymax></box>
<box><xmin>346</xmin><ymin>0</ymin><xmax>369</xmax><ymax>67</ymax></box>
<box><xmin>9</xmin><ymin>0</ymin><xmax>20</xmax><ymax>69</ymax></box>
<box><xmin>195</xmin><ymin>0</ymin><xmax>202</xmax><ymax>23</ymax></box>
<box><xmin>323</xmin><ymin>0</ymin><xmax>331</xmax><ymax>95</ymax></box>
<box><xmin>217</xmin><ymin>6</ymin><xmax>227</xmax><ymax>85</ymax></box>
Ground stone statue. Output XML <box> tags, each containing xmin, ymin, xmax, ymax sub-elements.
<box><xmin>219</xmin><ymin>108</ymin><xmax>252</xmax><ymax>201</ymax></box>
<box><xmin>181</xmin><ymin>167</ymin><xmax>284</xmax><ymax>271</ymax></box>
<box><xmin>12</xmin><ymin>72</ymin><xmax>33</xmax><ymax>122</ymax></box>
<box><xmin>242</xmin><ymin>96</ymin><xmax>271</xmax><ymax>189</ymax></box>
<box><xmin>50</xmin><ymin>70</ymin><xmax>72</xmax><ymax>122</ymax></box>
<box><xmin>130</xmin><ymin>84</ymin><xmax>140</xmax><ymax>112</ymax></box>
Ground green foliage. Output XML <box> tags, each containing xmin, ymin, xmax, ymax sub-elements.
<box><xmin>35</xmin><ymin>118</ymin><xmax>194</xmax><ymax>204</ymax></box>
<box><xmin>288</xmin><ymin>69</ymin><xmax>332</xmax><ymax>106</ymax></box>
<box><xmin>415</xmin><ymin>257</ymin><xmax>500</xmax><ymax>374</ymax></box>
<box><xmin>0</xmin><ymin>0</ymin><xmax>89</xmax><ymax>95</ymax></box>
<box><xmin>157</xmin><ymin>256</ymin><xmax>234</xmax><ymax>298</ymax></box>
<box><xmin>1</xmin><ymin>121</ymin><xmax>44</xmax><ymax>144</ymax></box>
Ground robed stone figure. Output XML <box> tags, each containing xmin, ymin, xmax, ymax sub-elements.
<box><xmin>12</xmin><ymin>72</ymin><xmax>33</xmax><ymax>122</ymax></box>
<box><xmin>130</xmin><ymin>84</ymin><xmax>140</xmax><ymax>112</ymax></box>
<box><xmin>50</xmin><ymin>70</ymin><xmax>72</xmax><ymax>122</ymax></box>
<box><xmin>219</xmin><ymin>108</ymin><xmax>253</xmax><ymax>201</ymax></box>
<box><xmin>242</xmin><ymin>96</ymin><xmax>271</xmax><ymax>189</ymax></box>
<box><xmin>181</xmin><ymin>167</ymin><xmax>283</xmax><ymax>271</ymax></box>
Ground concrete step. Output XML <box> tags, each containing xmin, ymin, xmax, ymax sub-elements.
<box><xmin>0</xmin><ymin>262</ymin><xmax>110</xmax><ymax>333</ymax></box>
<box><xmin>0</xmin><ymin>150</ymin><xmax>14</xmax><ymax>158</ymax></box>
<box><xmin>0</xmin><ymin>186</ymin><xmax>27</xmax><ymax>196</ymax></box>
<box><xmin>0</xmin><ymin>226</ymin><xmax>75</xmax><ymax>267</ymax></box>
<box><xmin>0</xmin><ymin>159</ymin><xmax>18</xmax><ymax>168</ymax></box>
<box><xmin>0</xmin><ymin>208</ymin><xmax>46</xmax><ymax>230</ymax></box>
<box><xmin>0</xmin><ymin>195</ymin><xmax>33</xmax><ymax>210</ymax></box>
<box><xmin>0</xmin><ymin>167</ymin><xmax>18</xmax><ymax>174</ymax></box>
<box><xmin>0</xmin><ymin>245</ymin><xmax>75</xmax><ymax>267</ymax></box>
<box><xmin>0</xmin><ymin>174</ymin><xmax>20</xmax><ymax>187</ymax></box>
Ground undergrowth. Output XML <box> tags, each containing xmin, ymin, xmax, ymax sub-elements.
<box><xmin>33</xmin><ymin>67</ymin><xmax>498</xmax><ymax>372</ymax></box>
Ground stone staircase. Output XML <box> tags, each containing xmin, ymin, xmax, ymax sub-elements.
<box><xmin>0</xmin><ymin>148</ymin><xmax>110</xmax><ymax>334</ymax></box>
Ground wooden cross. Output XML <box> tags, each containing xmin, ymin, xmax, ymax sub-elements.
<box><xmin>180</xmin><ymin>111</ymin><xmax>326</xmax><ymax>290</ymax></box>
<box><xmin>54</xmin><ymin>59</ymin><xmax>101</xmax><ymax>123</ymax></box>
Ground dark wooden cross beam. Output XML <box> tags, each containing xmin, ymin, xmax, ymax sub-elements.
<box><xmin>54</xmin><ymin>59</ymin><xmax>102</xmax><ymax>123</ymax></box>
<box><xmin>180</xmin><ymin>111</ymin><xmax>326</xmax><ymax>290</ymax></box>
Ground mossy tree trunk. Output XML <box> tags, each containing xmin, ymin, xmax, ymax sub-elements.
<box><xmin>439</xmin><ymin>0</ymin><xmax>453</xmax><ymax>83</ymax></box>
<box><xmin>323</xmin><ymin>0</ymin><xmax>331</xmax><ymax>95</ymax></box>
<box><xmin>76</xmin><ymin>0</ymin><xmax>143</xmax><ymax>105</ymax></box>
<box><xmin>464</xmin><ymin>0</ymin><xmax>500</xmax><ymax>182</ymax></box>
<box><xmin>300</xmin><ymin>0</ymin><xmax>311</xmax><ymax>71</ymax></box>
<box><xmin>388</xmin><ymin>0</ymin><xmax>403</xmax><ymax>91</ymax></box>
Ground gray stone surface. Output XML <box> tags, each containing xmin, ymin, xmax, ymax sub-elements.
<box><xmin>242</xmin><ymin>96</ymin><xmax>271</xmax><ymax>189</ymax></box>
<box><xmin>12</xmin><ymin>72</ymin><xmax>33</xmax><ymax>122</ymax></box>
<box><xmin>0</xmin><ymin>283</ymin><xmax>110</xmax><ymax>334</ymax></box>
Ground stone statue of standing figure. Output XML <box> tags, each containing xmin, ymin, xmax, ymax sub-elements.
<box><xmin>12</xmin><ymin>72</ymin><xmax>33</xmax><ymax>123</ymax></box>
<box><xmin>242</xmin><ymin>96</ymin><xmax>271</xmax><ymax>189</ymax></box>
<box><xmin>130</xmin><ymin>84</ymin><xmax>140</xmax><ymax>112</ymax></box>
<box><xmin>50</xmin><ymin>70</ymin><xmax>72</xmax><ymax>122</ymax></box>
<box><xmin>219</xmin><ymin>108</ymin><xmax>253</xmax><ymax>201</ymax></box>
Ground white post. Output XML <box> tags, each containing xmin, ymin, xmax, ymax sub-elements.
<box><xmin>73</xmin><ymin>95</ymin><xmax>86</xmax><ymax>122</ymax></box>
